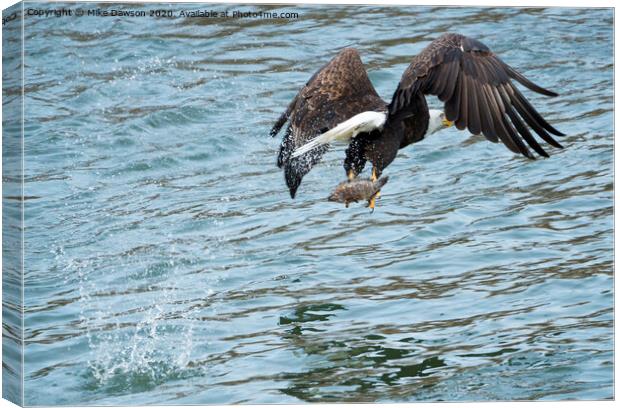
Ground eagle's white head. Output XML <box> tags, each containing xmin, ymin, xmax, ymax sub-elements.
<box><xmin>427</xmin><ymin>109</ymin><xmax>454</xmax><ymax>135</ymax></box>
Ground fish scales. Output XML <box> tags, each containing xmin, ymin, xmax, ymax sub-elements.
<box><xmin>327</xmin><ymin>176</ymin><xmax>389</xmax><ymax>207</ymax></box>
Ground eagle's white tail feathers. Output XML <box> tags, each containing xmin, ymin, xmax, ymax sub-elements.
<box><xmin>290</xmin><ymin>130</ymin><xmax>334</xmax><ymax>158</ymax></box>
<box><xmin>291</xmin><ymin>111</ymin><xmax>386</xmax><ymax>158</ymax></box>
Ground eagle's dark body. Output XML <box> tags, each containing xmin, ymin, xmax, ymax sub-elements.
<box><xmin>270</xmin><ymin>33</ymin><xmax>564</xmax><ymax>199</ymax></box>
<box><xmin>270</xmin><ymin>48</ymin><xmax>390</xmax><ymax>198</ymax></box>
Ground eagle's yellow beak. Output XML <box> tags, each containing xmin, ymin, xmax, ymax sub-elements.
<box><xmin>442</xmin><ymin>118</ymin><xmax>454</xmax><ymax>127</ymax></box>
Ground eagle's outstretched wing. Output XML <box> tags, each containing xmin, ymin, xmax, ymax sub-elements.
<box><xmin>389</xmin><ymin>33</ymin><xmax>564</xmax><ymax>158</ymax></box>
<box><xmin>270</xmin><ymin>48</ymin><xmax>386</xmax><ymax>198</ymax></box>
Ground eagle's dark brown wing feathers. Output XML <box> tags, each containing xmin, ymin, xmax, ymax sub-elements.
<box><xmin>389</xmin><ymin>33</ymin><xmax>563</xmax><ymax>159</ymax></box>
<box><xmin>271</xmin><ymin>48</ymin><xmax>386</xmax><ymax>198</ymax></box>
<box><xmin>502</xmin><ymin>61</ymin><xmax>559</xmax><ymax>97</ymax></box>
<box><xmin>270</xmin><ymin>95</ymin><xmax>298</xmax><ymax>138</ymax></box>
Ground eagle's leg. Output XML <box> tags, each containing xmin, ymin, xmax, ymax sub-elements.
<box><xmin>348</xmin><ymin>169</ymin><xmax>356</xmax><ymax>181</ymax></box>
<box><xmin>371</xmin><ymin>167</ymin><xmax>381</xmax><ymax>199</ymax></box>
<box><xmin>344</xmin><ymin>138</ymin><xmax>366</xmax><ymax>182</ymax></box>
<box><xmin>367</xmin><ymin>192</ymin><xmax>379</xmax><ymax>212</ymax></box>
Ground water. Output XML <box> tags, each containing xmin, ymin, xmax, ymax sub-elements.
<box><xmin>5</xmin><ymin>3</ymin><xmax>613</xmax><ymax>405</ymax></box>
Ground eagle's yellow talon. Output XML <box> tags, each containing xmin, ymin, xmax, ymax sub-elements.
<box><xmin>368</xmin><ymin>195</ymin><xmax>376</xmax><ymax>210</ymax></box>
<box><xmin>348</xmin><ymin>170</ymin><xmax>356</xmax><ymax>181</ymax></box>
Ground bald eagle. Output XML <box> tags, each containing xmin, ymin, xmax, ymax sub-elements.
<box><xmin>270</xmin><ymin>33</ymin><xmax>564</xmax><ymax>208</ymax></box>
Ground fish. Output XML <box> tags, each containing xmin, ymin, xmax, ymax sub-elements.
<box><xmin>327</xmin><ymin>176</ymin><xmax>389</xmax><ymax>208</ymax></box>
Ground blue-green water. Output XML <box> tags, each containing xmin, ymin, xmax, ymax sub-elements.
<box><xmin>6</xmin><ymin>3</ymin><xmax>614</xmax><ymax>405</ymax></box>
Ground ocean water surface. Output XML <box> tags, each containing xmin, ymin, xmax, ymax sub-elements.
<box><xmin>4</xmin><ymin>3</ymin><xmax>613</xmax><ymax>405</ymax></box>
